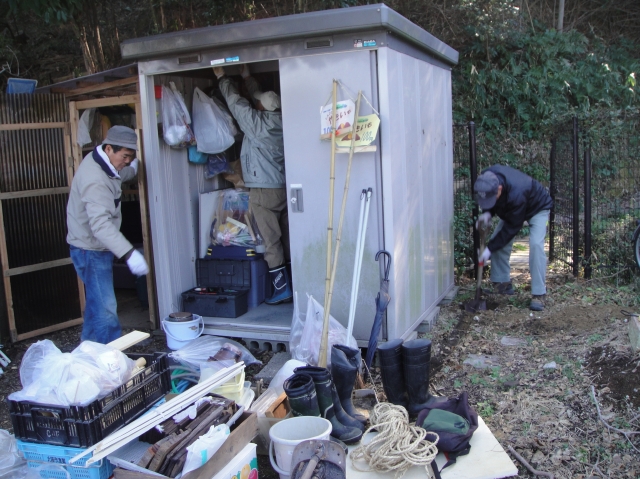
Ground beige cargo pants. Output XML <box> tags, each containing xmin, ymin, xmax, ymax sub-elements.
<box><xmin>250</xmin><ymin>187</ymin><xmax>290</xmax><ymax>269</ymax></box>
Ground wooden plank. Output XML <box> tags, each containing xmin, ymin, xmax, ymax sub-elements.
<box><xmin>107</xmin><ymin>330</ymin><xmax>151</xmax><ymax>351</ymax></box>
<box><xmin>0</xmin><ymin>122</ymin><xmax>66</xmax><ymax>131</ymax></box>
<box><xmin>114</xmin><ymin>469</ymin><xmax>160</xmax><ymax>479</ymax></box>
<box><xmin>0</xmin><ymin>186</ymin><xmax>70</xmax><ymax>200</ymax></box>
<box><xmin>4</xmin><ymin>257</ymin><xmax>73</xmax><ymax>277</ymax></box>
<box><xmin>66</xmin><ymin>76</ymin><xmax>138</xmax><ymax>97</ymax></box>
<box><xmin>335</xmin><ymin>145</ymin><xmax>377</xmax><ymax>154</ymax></box>
<box><xmin>16</xmin><ymin>317</ymin><xmax>84</xmax><ymax>341</ymax></box>
<box><xmin>0</xmin><ymin>198</ymin><xmax>17</xmax><ymax>341</ymax></box>
<box><xmin>75</xmin><ymin>94</ymin><xmax>140</xmax><ymax>110</ymax></box>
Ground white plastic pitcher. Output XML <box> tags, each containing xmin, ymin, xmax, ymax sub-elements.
<box><xmin>269</xmin><ymin>416</ymin><xmax>332</xmax><ymax>479</ymax></box>
<box><xmin>161</xmin><ymin>314</ymin><xmax>204</xmax><ymax>350</ymax></box>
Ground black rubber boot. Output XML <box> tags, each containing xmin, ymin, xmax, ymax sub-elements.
<box><xmin>402</xmin><ymin>338</ymin><xmax>433</xmax><ymax>416</ymax></box>
<box><xmin>331</xmin><ymin>344</ymin><xmax>367</xmax><ymax>424</ymax></box>
<box><xmin>294</xmin><ymin>366</ymin><xmax>363</xmax><ymax>444</ymax></box>
<box><xmin>377</xmin><ymin>339</ymin><xmax>408</xmax><ymax>408</ymax></box>
<box><xmin>265</xmin><ymin>265</ymin><xmax>293</xmax><ymax>305</ymax></box>
<box><xmin>283</xmin><ymin>373</ymin><xmax>321</xmax><ymax>417</ymax></box>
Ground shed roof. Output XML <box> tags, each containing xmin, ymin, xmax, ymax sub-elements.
<box><xmin>121</xmin><ymin>3</ymin><xmax>458</xmax><ymax>66</ymax></box>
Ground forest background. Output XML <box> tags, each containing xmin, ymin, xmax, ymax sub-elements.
<box><xmin>2</xmin><ymin>0</ymin><xmax>640</xmax><ymax>278</ymax></box>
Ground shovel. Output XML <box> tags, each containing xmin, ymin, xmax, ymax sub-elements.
<box><xmin>464</xmin><ymin>223</ymin><xmax>488</xmax><ymax>313</ymax></box>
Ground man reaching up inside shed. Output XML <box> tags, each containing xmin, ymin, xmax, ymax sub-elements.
<box><xmin>214</xmin><ymin>64</ymin><xmax>292</xmax><ymax>305</ymax></box>
<box><xmin>67</xmin><ymin>126</ymin><xmax>149</xmax><ymax>343</ymax></box>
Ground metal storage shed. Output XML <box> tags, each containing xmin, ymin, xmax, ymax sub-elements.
<box><xmin>121</xmin><ymin>3</ymin><xmax>458</xmax><ymax>347</ymax></box>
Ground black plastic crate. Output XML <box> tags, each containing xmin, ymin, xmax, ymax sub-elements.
<box><xmin>182</xmin><ymin>288</ymin><xmax>249</xmax><ymax>318</ymax></box>
<box><xmin>197</xmin><ymin>259</ymin><xmax>250</xmax><ymax>290</ymax></box>
<box><xmin>8</xmin><ymin>352</ymin><xmax>170</xmax><ymax>447</ymax></box>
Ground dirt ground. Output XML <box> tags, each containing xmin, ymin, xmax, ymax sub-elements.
<box><xmin>0</xmin><ymin>264</ymin><xmax>639</xmax><ymax>478</ymax></box>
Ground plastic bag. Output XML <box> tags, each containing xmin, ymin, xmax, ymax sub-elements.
<box><xmin>209</xmin><ymin>189</ymin><xmax>256</xmax><ymax>247</ymax></box>
<box><xmin>193</xmin><ymin>87</ymin><xmax>236</xmax><ymax>154</ymax></box>
<box><xmin>77</xmin><ymin>108</ymin><xmax>95</xmax><ymax>147</ymax></box>
<box><xmin>182</xmin><ymin>424</ymin><xmax>229</xmax><ymax>476</ymax></box>
<box><xmin>188</xmin><ymin>145</ymin><xmax>208</xmax><ymax>164</ymax></box>
<box><xmin>204</xmin><ymin>153</ymin><xmax>232</xmax><ymax>179</ymax></box>
<box><xmin>0</xmin><ymin>430</ymin><xmax>26</xmax><ymax>478</ymax></box>
<box><xmin>169</xmin><ymin>335</ymin><xmax>261</xmax><ymax>370</ymax></box>
<box><xmin>289</xmin><ymin>293</ymin><xmax>358</xmax><ymax>368</ymax></box>
<box><xmin>162</xmin><ymin>82</ymin><xmax>196</xmax><ymax>147</ymax></box>
<box><xmin>9</xmin><ymin>340</ymin><xmax>137</xmax><ymax>406</ymax></box>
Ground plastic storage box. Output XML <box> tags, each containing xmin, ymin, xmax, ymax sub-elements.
<box><xmin>16</xmin><ymin>440</ymin><xmax>114</xmax><ymax>479</ymax></box>
<box><xmin>9</xmin><ymin>353</ymin><xmax>170</xmax><ymax>447</ymax></box>
<box><xmin>197</xmin><ymin>258</ymin><xmax>270</xmax><ymax>308</ymax></box>
<box><xmin>182</xmin><ymin>288</ymin><xmax>249</xmax><ymax>318</ymax></box>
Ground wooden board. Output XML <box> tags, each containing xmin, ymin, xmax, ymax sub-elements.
<box><xmin>107</xmin><ymin>330</ymin><xmax>151</xmax><ymax>351</ymax></box>
<box><xmin>264</xmin><ymin>392</ymin><xmax>290</xmax><ymax>419</ymax></box>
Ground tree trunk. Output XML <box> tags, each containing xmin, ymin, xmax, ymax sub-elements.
<box><xmin>78</xmin><ymin>25</ymin><xmax>97</xmax><ymax>74</ymax></box>
<box><xmin>557</xmin><ymin>0</ymin><xmax>565</xmax><ymax>31</ymax></box>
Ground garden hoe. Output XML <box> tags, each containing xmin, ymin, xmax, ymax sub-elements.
<box><xmin>464</xmin><ymin>222</ymin><xmax>488</xmax><ymax>313</ymax></box>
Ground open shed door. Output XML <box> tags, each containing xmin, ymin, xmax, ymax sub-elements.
<box><xmin>0</xmin><ymin>93</ymin><xmax>83</xmax><ymax>341</ymax></box>
<box><xmin>279</xmin><ymin>50</ymin><xmax>384</xmax><ymax>342</ymax></box>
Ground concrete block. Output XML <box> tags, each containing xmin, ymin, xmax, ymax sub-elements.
<box><xmin>629</xmin><ymin>314</ymin><xmax>640</xmax><ymax>353</ymax></box>
<box><xmin>416</xmin><ymin>307</ymin><xmax>440</xmax><ymax>333</ymax></box>
<box><xmin>253</xmin><ymin>351</ymin><xmax>292</xmax><ymax>384</ymax></box>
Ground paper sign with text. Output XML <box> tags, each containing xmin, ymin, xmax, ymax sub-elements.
<box><xmin>336</xmin><ymin>114</ymin><xmax>380</xmax><ymax>147</ymax></box>
<box><xmin>320</xmin><ymin>100</ymin><xmax>355</xmax><ymax>136</ymax></box>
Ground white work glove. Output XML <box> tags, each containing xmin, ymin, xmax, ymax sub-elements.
<box><xmin>129</xmin><ymin>158</ymin><xmax>139</xmax><ymax>174</ymax></box>
<box><xmin>476</xmin><ymin>212</ymin><xmax>492</xmax><ymax>229</ymax></box>
<box><xmin>126</xmin><ymin>250</ymin><xmax>149</xmax><ymax>276</ymax></box>
<box><xmin>478</xmin><ymin>248</ymin><xmax>491</xmax><ymax>267</ymax></box>
<box><xmin>212</xmin><ymin>66</ymin><xmax>225</xmax><ymax>79</ymax></box>
<box><xmin>240</xmin><ymin>64</ymin><xmax>250</xmax><ymax>78</ymax></box>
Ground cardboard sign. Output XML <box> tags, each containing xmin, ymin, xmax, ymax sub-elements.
<box><xmin>336</xmin><ymin>114</ymin><xmax>380</xmax><ymax>147</ymax></box>
<box><xmin>320</xmin><ymin>99</ymin><xmax>355</xmax><ymax>136</ymax></box>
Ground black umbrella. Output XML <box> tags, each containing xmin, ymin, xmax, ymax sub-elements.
<box><xmin>364</xmin><ymin>250</ymin><xmax>391</xmax><ymax>370</ymax></box>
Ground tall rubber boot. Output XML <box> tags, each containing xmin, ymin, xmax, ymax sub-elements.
<box><xmin>283</xmin><ymin>373</ymin><xmax>321</xmax><ymax>417</ymax></box>
<box><xmin>331</xmin><ymin>344</ymin><xmax>367</xmax><ymax>424</ymax></box>
<box><xmin>377</xmin><ymin>339</ymin><xmax>408</xmax><ymax>408</ymax></box>
<box><xmin>294</xmin><ymin>366</ymin><xmax>363</xmax><ymax>444</ymax></box>
<box><xmin>265</xmin><ymin>265</ymin><xmax>293</xmax><ymax>305</ymax></box>
<box><xmin>402</xmin><ymin>338</ymin><xmax>434</xmax><ymax>416</ymax></box>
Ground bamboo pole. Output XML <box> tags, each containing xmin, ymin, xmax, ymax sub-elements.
<box><xmin>318</xmin><ymin>90</ymin><xmax>362</xmax><ymax>368</ymax></box>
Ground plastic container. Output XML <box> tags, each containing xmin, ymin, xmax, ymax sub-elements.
<box><xmin>196</xmin><ymin>258</ymin><xmax>270</xmax><ymax>308</ymax></box>
<box><xmin>210</xmin><ymin>371</ymin><xmax>245</xmax><ymax>398</ymax></box>
<box><xmin>212</xmin><ymin>443</ymin><xmax>257</xmax><ymax>479</ymax></box>
<box><xmin>9</xmin><ymin>353</ymin><xmax>170</xmax><ymax>448</ymax></box>
<box><xmin>16</xmin><ymin>440</ymin><xmax>114</xmax><ymax>479</ymax></box>
<box><xmin>161</xmin><ymin>313</ymin><xmax>204</xmax><ymax>349</ymax></box>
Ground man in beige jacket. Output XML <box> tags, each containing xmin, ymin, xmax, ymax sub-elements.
<box><xmin>67</xmin><ymin>126</ymin><xmax>148</xmax><ymax>343</ymax></box>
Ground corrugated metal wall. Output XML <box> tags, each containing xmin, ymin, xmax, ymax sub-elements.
<box><xmin>0</xmin><ymin>94</ymin><xmax>81</xmax><ymax>337</ymax></box>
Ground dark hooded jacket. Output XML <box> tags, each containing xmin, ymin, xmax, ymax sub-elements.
<box><xmin>482</xmin><ymin>165</ymin><xmax>553</xmax><ymax>253</ymax></box>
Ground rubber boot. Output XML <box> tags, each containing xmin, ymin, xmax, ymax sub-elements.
<box><xmin>265</xmin><ymin>265</ymin><xmax>293</xmax><ymax>305</ymax></box>
<box><xmin>377</xmin><ymin>339</ymin><xmax>408</xmax><ymax>408</ymax></box>
<box><xmin>402</xmin><ymin>338</ymin><xmax>434</xmax><ymax>416</ymax></box>
<box><xmin>283</xmin><ymin>373</ymin><xmax>321</xmax><ymax>417</ymax></box>
<box><xmin>294</xmin><ymin>366</ymin><xmax>363</xmax><ymax>444</ymax></box>
<box><xmin>331</xmin><ymin>344</ymin><xmax>367</xmax><ymax>424</ymax></box>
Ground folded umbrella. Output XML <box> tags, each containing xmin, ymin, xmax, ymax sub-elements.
<box><xmin>364</xmin><ymin>250</ymin><xmax>391</xmax><ymax>370</ymax></box>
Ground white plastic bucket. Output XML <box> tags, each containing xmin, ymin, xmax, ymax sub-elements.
<box><xmin>269</xmin><ymin>416</ymin><xmax>332</xmax><ymax>479</ymax></box>
<box><xmin>161</xmin><ymin>314</ymin><xmax>204</xmax><ymax>349</ymax></box>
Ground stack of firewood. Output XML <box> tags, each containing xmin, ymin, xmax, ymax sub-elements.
<box><xmin>131</xmin><ymin>395</ymin><xmax>236</xmax><ymax>478</ymax></box>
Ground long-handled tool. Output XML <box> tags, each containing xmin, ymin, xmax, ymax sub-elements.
<box><xmin>464</xmin><ymin>223</ymin><xmax>488</xmax><ymax>313</ymax></box>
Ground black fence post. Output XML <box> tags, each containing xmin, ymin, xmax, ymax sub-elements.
<box><xmin>469</xmin><ymin>121</ymin><xmax>479</xmax><ymax>277</ymax></box>
<box><xmin>584</xmin><ymin>142</ymin><xmax>592</xmax><ymax>279</ymax></box>
<box><xmin>548</xmin><ymin>138</ymin><xmax>556</xmax><ymax>263</ymax></box>
<box><xmin>572</xmin><ymin>116</ymin><xmax>580</xmax><ymax>277</ymax></box>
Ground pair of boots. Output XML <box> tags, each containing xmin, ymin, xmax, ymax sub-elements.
<box><xmin>266</xmin><ymin>264</ymin><xmax>292</xmax><ymax>305</ymax></box>
<box><xmin>283</xmin><ymin>345</ymin><xmax>366</xmax><ymax>444</ymax></box>
<box><xmin>377</xmin><ymin>338</ymin><xmax>442</xmax><ymax>416</ymax></box>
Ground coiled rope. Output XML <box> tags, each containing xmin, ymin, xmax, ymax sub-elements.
<box><xmin>350</xmin><ymin>402</ymin><xmax>440</xmax><ymax>479</ymax></box>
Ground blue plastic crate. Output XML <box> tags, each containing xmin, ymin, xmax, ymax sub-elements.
<box><xmin>16</xmin><ymin>440</ymin><xmax>113</xmax><ymax>479</ymax></box>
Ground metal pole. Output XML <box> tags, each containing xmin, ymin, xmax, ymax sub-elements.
<box><xmin>548</xmin><ymin>138</ymin><xmax>556</xmax><ymax>262</ymax></box>
<box><xmin>468</xmin><ymin>121</ymin><xmax>480</xmax><ymax>277</ymax></box>
<box><xmin>584</xmin><ymin>142</ymin><xmax>592</xmax><ymax>279</ymax></box>
<box><xmin>572</xmin><ymin>116</ymin><xmax>580</xmax><ymax>277</ymax></box>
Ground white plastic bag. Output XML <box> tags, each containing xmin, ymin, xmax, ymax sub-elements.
<box><xmin>169</xmin><ymin>335</ymin><xmax>261</xmax><ymax>370</ymax></box>
<box><xmin>9</xmin><ymin>340</ymin><xmax>137</xmax><ymax>406</ymax></box>
<box><xmin>290</xmin><ymin>293</ymin><xmax>358</xmax><ymax>368</ymax></box>
<box><xmin>182</xmin><ymin>424</ymin><xmax>229</xmax><ymax>476</ymax></box>
<box><xmin>0</xmin><ymin>430</ymin><xmax>26</xmax><ymax>478</ymax></box>
<box><xmin>162</xmin><ymin>82</ymin><xmax>195</xmax><ymax>147</ymax></box>
<box><xmin>193</xmin><ymin>87</ymin><xmax>236</xmax><ymax>154</ymax></box>
<box><xmin>77</xmin><ymin>108</ymin><xmax>95</xmax><ymax>146</ymax></box>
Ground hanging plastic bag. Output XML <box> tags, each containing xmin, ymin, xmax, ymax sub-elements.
<box><xmin>290</xmin><ymin>294</ymin><xmax>357</xmax><ymax>368</ymax></box>
<box><xmin>77</xmin><ymin>108</ymin><xmax>95</xmax><ymax>147</ymax></box>
<box><xmin>182</xmin><ymin>424</ymin><xmax>230</xmax><ymax>476</ymax></box>
<box><xmin>192</xmin><ymin>87</ymin><xmax>236</xmax><ymax>154</ymax></box>
<box><xmin>162</xmin><ymin>82</ymin><xmax>196</xmax><ymax>147</ymax></box>
<box><xmin>8</xmin><ymin>340</ymin><xmax>137</xmax><ymax>406</ymax></box>
<box><xmin>204</xmin><ymin>153</ymin><xmax>232</xmax><ymax>179</ymax></box>
<box><xmin>169</xmin><ymin>335</ymin><xmax>261</xmax><ymax>371</ymax></box>
<box><xmin>188</xmin><ymin>145</ymin><xmax>208</xmax><ymax>164</ymax></box>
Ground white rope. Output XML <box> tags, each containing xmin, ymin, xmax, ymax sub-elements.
<box><xmin>350</xmin><ymin>403</ymin><xmax>439</xmax><ymax>479</ymax></box>
<box><xmin>337</xmin><ymin>79</ymin><xmax>380</xmax><ymax>116</ymax></box>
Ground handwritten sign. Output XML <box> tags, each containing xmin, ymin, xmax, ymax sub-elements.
<box><xmin>320</xmin><ymin>100</ymin><xmax>355</xmax><ymax>136</ymax></box>
<box><xmin>335</xmin><ymin>114</ymin><xmax>380</xmax><ymax>148</ymax></box>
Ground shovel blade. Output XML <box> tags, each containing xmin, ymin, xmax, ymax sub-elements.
<box><xmin>464</xmin><ymin>299</ymin><xmax>487</xmax><ymax>313</ymax></box>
